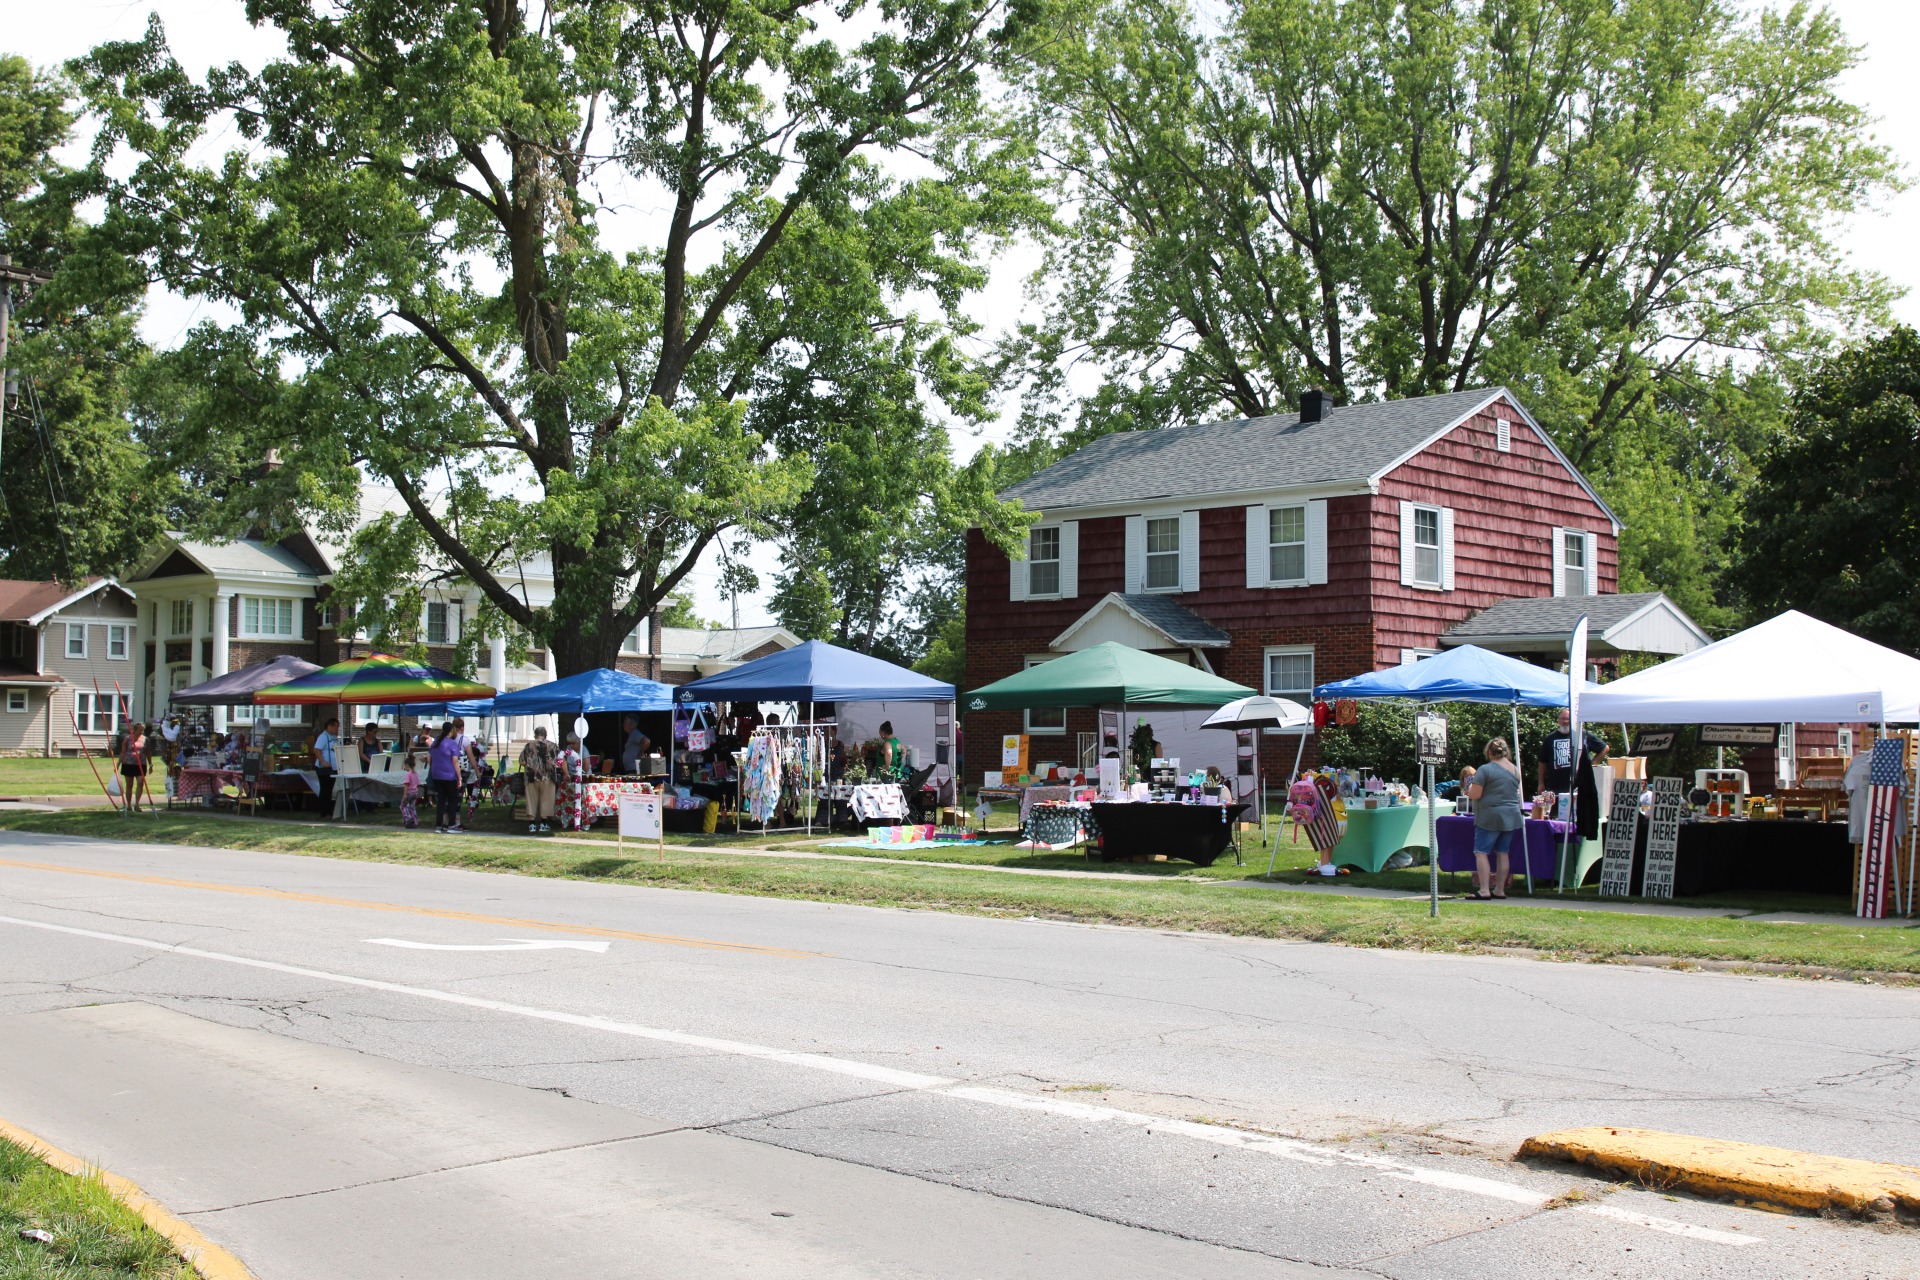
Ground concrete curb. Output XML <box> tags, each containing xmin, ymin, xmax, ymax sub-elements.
<box><xmin>1519</xmin><ymin>1125</ymin><xmax>1920</xmax><ymax>1219</ymax></box>
<box><xmin>0</xmin><ymin>1114</ymin><xmax>256</xmax><ymax>1278</ymax></box>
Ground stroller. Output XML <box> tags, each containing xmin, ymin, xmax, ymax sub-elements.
<box><xmin>462</xmin><ymin>745</ymin><xmax>498</xmax><ymax>823</ymax></box>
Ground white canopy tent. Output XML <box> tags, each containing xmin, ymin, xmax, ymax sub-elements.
<box><xmin>1582</xmin><ymin>611</ymin><xmax>1920</xmax><ymax>724</ymax></box>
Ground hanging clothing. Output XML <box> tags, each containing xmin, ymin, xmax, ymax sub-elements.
<box><xmin>743</xmin><ymin>734</ymin><xmax>783</xmax><ymax>822</ymax></box>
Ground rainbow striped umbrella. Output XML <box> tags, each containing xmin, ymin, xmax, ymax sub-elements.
<box><xmin>254</xmin><ymin>652</ymin><xmax>496</xmax><ymax>706</ymax></box>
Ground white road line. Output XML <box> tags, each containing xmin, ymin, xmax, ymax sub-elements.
<box><xmin>0</xmin><ymin>913</ymin><xmax>1759</xmax><ymax>1248</ymax></box>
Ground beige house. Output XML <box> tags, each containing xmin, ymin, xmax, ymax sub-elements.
<box><xmin>0</xmin><ymin>578</ymin><xmax>142</xmax><ymax>757</ymax></box>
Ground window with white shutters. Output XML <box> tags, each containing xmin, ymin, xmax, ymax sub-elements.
<box><xmin>427</xmin><ymin>601</ymin><xmax>452</xmax><ymax>644</ymax></box>
<box><xmin>1412</xmin><ymin>508</ymin><xmax>1442</xmax><ymax>585</ymax></box>
<box><xmin>1144</xmin><ymin>518</ymin><xmax>1180</xmax><ymax>590</ymax></box>
<box><xmin>1027</xmin><ymin>527</ymin><xmax>1061</xmax><ymax>597</ymax></box>
<box><xmin>1268</xmin><ymin>506</ymin><xmax>1307</xmax><ymax>583</ymax></box>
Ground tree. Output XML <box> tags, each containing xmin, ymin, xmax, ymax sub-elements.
<box><xmin>658</xmin><ymin>590</ymin><xmax>711</xmax><ymax>631</ymax></box>
<box><xmin>74</xmin><ymin>0</ymin><xmax>1039</xmax><ymax>673</ymax></box>
<box><xmin>0</xmin><ymin>56</ymin><xmax>168</xmax><ymax>581</ymax></box>
<box><xmin>1732</xmin><ymin>327</ymin><xmax>1920</xmax><ymax>654</ymax></box>
<box><xmin>1005</xmin><ymin>0</ymin><xmax>1897</xmax><ymax>616</ymax></box>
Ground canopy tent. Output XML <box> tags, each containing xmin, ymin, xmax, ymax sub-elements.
<box><xmin>1201</xmin><ymin>695</ymin><xmax>1311</xmax><ymax>731</ymax></box>
<box><xmin>375</xmin><ymin>701</ymin><xmax>493</xmax><ymax>718</ymax></box>
<box><xmin>964</xmin><ymin>642</ymin><xmax>1253</xmax><ymax>711</ymax></box>
<box><xmin>256</xmin><ymin>652</ymin><xmax>496</xmax><ymax>706</ymax></box>
<box><xmin>167</xmin><ymin>655</ymin><xmax>322</xmax><ymax>707</ymax></box>
<box><xmin>676</xmin><ymin>640</ymin><xmax>954</xmax><ymax>704</ymax></box>
<box><xmin>1314</xmin><ymin>644</ymin><xmax>1594</xmax><ymax>707</ymax></box>
<box><xmin>491</xmin><ymin>668</ymin><xmax>692</xmax><ymax>716</ymax></box>
<box><xmin>1312</xmin><ymin>645</ymin><xmax>1599</xmax><ymax>897</ymax></box>
<box><xmin>1582</xmin><ymin>610</ymin><xmax>1920</xmax><ymax>724</ymax></box>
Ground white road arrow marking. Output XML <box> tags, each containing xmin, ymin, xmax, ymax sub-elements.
<box><xmin>365</xmin><ymin>937</ymin><xmax>611</xmax><ymax>953</ymax></box>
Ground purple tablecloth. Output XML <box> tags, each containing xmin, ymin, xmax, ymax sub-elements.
<box><xmin>1435</xmin><ymin>814</ymin><xmax>1577</xmax><ymax>880</ymax></box>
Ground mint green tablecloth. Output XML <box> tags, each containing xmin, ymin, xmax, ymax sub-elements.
<box><xmin>1327</xmin><ymin>800</ymin><xmax>1456</xmax><ymax>872</ymax></box>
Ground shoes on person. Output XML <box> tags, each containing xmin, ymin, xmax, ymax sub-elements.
<box><xmin>447</xmin><ymin>825</ymin><xmax>466</xmax><ymax>834</ymax></box>
<box><xmin>434</xmin><ymin>826</ymin><xmax>446</xmax><ymax>834</ymax></box>
<box><xmin>530</xmin><ymin>822</ymin><xmax>539</xmax><ymax>833</ymax></box>
<box><xmin>538</xmin><ymin>823</ymin><xmax>551</xmax><ymax>833</ymax></box>
<box><xmin>1314</xmin><ymin>863</ymin><xmax>1338</xmax><ymax>876</ymax></box>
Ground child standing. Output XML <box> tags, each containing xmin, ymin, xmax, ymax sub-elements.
<box><xmin>400</xmin><ymin>753</ymin><xmax>422</xmax><ymax>829</ymax></box>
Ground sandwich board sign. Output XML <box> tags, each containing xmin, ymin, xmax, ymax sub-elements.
<box><xmin>618</xmin><ymin>792</ymin><xmax>665</xmax><ymax>860</ymax></box>
<box><xmin>1640</xmin><ymin>777</ymin><xmax>1685</xmax><ymax>899</ymax></box>
<box><xmin>1598</xmin><ymin>781</ymin><xmax>1640</xmax><ymax>897</ymax></box>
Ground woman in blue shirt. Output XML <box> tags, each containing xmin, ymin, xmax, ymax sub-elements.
<box><xmin>1464</xmin><ymin>737</ymin><xmax>1524</xmax><ymax>900</ymax></box>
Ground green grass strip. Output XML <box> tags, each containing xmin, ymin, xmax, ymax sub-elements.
<box><xmin>0</xmin><ymin>1136</ymin><xmax>196</xmax><ymax>1279</ymax></box>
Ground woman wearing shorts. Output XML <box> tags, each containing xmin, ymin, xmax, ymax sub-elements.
<box><xmin>1464</xmin><ymin>737</ymin><xmax>1523</xmax><ymax>900</ymax></box>
<box><xmin>118</xmin><ymin>722</ymin><xmax>154</xmax><ymax>814</ymax></box>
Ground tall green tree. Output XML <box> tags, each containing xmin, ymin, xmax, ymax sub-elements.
<box><xmin>1732</xmin><ymin>327</ymin><xmax>1920</xmax><ymax>654</ymax></box>
<box><xmin>0</xmin><ymin>55</ymin><xmax>166</xmax><ymax>581</ymax></box>
<box><xmin>74</xmin><ymin>0</ymin><xmax>1039</xmax><ymax>673</ymax></box>
<box><xmin>1005</xmin><ymin>0</ymin><xmax>1897</xmax><ymax>618</ymax></box>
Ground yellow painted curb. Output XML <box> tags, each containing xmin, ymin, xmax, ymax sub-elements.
<box><xmin>0</xmin><ymin>1115</ymin><xmax>256</xmax><ymax>1279</ymax></box>
<box><xmin>1519</xmin><ymin>1125</ymin><xmax>1920</xmax><ymax>1217</ymax></box>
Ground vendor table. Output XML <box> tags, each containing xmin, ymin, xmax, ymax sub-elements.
<box><xmin>564</xmin><ymin>777</ymin><xmax>663</xmax><ymax>831</ymax></box>
<box><xmin>1434</xmin><ymin>814</ymin><xmax>1601</xmax><ymax>886</ymax></box>
<box><xmin>174</xmin><ymin>767</ymin><xmax>241</xmax><ymax>803</ymax></box>
<box><xmin>1610</xmin><ymin>819</ymin><xmax>1852</xmax><ymax>897</ymax></box>
<box><xmin>1327</xmin><ymin>801</ymin><xmax>1454</xmax><ymax>873</ymax></box>
<box><xmin>334</xmin><ymin>770</ymin><xmax>412</xmax><ymax>817</ymax></box>
<box><xmin>1088</xmin><ymin>801</ymin><xmax>1250</xmax><ymax>867</ymax></box>
<box><xmin>1025</xmin><ymin>800</ymin><xmax>1093</xmax><ymax>848</ymax></box>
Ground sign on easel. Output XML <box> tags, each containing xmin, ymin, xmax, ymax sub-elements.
<box><xmin>1598</xmin><ymin>780</ymin><xmax>1640</xmax><ymax>896</ymax></box>
<box><xmin>618</xmin><ymin>793</ymin><xmax>664</xmax><ymax>860</ymax></box>
<box><xmin>1640</xmin><ymin>777</ymin><xmax>1685</xmax><ymax>899</ymax></box>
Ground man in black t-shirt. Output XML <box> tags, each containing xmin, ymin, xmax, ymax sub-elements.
<box><xmin>1538</xmin><ymin>708</ymin><xmax>1608</xmax><ymax>794</ymax></box>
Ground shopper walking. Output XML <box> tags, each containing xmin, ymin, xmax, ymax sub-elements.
<box><xmin>429</xmin><ymin>720</ymin><xmax>468</xmax><ymax>833</ymax></box>
<box><xmin>1463</xmin><ymin>738</ymin><xmax>1525</xmax><ymax>900</ymax></box>
<box><xmin>118</xmin><ymin>722</ymin><xmax>155</xmax><ymax>814</ymax></box>
<box><xmin>519</xmin><ymin>726</ymin><xmax>559</xmax><ymax>833</ymax></box>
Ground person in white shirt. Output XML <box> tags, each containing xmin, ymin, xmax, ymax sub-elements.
<box><xmin>312</xmin><ymin>717</ymin><xmax>340</xmax><ymax>818</ymax></box>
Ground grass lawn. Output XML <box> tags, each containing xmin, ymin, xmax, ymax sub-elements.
<box><xmin>0</xmin><ymin>1136</ymin><xmax>196</xmax><ymax>1279</ymax></box>
<box><xmin>3</xmin><ymin>807</ymin><xmax>1915</xmax><ymax>977</ymax></box>
<box><xmin>0</xmin><ymin>757</ymin><xmax>115</xmax><ymax>796</ymax></box>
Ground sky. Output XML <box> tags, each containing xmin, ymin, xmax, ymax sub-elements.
<box><xmin>9</xmin><ymin>0</ymin><xmax>1920</xmax><ymax>628</ymax></box>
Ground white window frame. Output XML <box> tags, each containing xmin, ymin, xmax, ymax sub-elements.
<box><xmin>170</xmin><ymin>599</ymin><xmax>194</xmax><ymax>637</ymax></box>
<box><xmin>1026</xmin><ymin>526</ymin><xmax>1062</xmax><ymax>599</ymax></box>
<box><xmin>1143</xmin><ymin>516</ymin><xmax>1181</xmax><ymax>592</ymax></box>
<box><xmin>107</xmin><ymin>624</ymin><xmax>130</xmax><ymax>660</ymax></box>
<box><xmin>425</xmin><ymin>600</ymin><xmax>461</xmax><ymax>646</ymax></box>
<box><xmin>5</xmin><ymin>689</ymin><xmax>26</xmax><ymax>713</ymax></box>
<box><xmin>1399</xmin><ymin>501</ymin><xmax>1454</xmax><ymax>592</ymax></box>
<box><xmin>1561</xmin><ymin>530</ymin><xmax>1588</xmax><ymax>597</ymax></box>
<box><xmin>64</xmin><ymin>623</ymin><xmax>87</xmax><ymax>660</ymax></box>
<box><xmin>1399</xmin><ymin>647</ymin><xmax>1440</xmax><ymax>665</ymax></box>
<box><xmin>1023</xmin><ymin>657</ymin><xmax>1066</xmax><ymax>735</ymax></box>
<box><xmin>240</xmin><ymin>596</ymin><xmax>298</xmax><ymax>639</ymax></box>
<box><xmin>1411</xmin><ymin>507</ymin><xmax>1442</xmax><ymax>586</ymax></box>
<box><xmin>1267</xmin><ymin>505</ymin><xmax>1308</xmax><ymax>585</ymax></box>
<box><xmin>1264</xmin><ymin>646</ymin><xmax>1315</xmax><ymax>701</ymax></box>
<box><xmin>254</xmin><ymin>704</ymin><xmax>306</xmax><ymax>726</ymax></box>
<box><xmin>74</xmin><ymin>690</ymin><xmax>128</xmax><ymax>735</ymax></box>
<box><xmin>1553</xmin><ymin>527</ymin><xmax>1597</xmax><ymax>597</ymax></box>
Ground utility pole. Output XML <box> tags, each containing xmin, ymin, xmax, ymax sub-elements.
<box><xmin>0</xmin><ymin>252</ymin><xmax>56</xmax><ymax>480</ymax></box>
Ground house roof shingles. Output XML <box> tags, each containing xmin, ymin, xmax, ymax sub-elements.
<box><xmin>1001</xmin><ymin>387</ymin><xmax>1509</xmax><ymax>511</ymax></box>
<box><xmin>1114</xmin><ymin>594</ymin><xmax>1232</xmax><ymax>647</ymax></box>
<box><xmin>1442</xmin><ymin>592</ymin><xmax>1672</xmax><ymax>644</ymax></box>
<box><xmin>0</xmin><ymin>580</ymin><xmax>95</xmax><ymax>622</ymax></box>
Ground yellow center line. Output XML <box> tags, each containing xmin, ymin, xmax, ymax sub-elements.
<box><xmin>0</xmin><ymin>857</ymin><xmax>825</xmax><ymax>959</ymax></box>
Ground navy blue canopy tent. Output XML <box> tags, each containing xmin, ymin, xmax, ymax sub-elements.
<box><xmin>1314</xmin><ymin>644</ymin><xmax>1591</xmax><ymax>707</ymax></box>
<box><xmin>490</xmin><ymin>668</ymin><xmax>692</xmax><ymax>716</ymax></box>
<box><xmin>675</xmin><ymin>640</ymin><xmax>955</xmax><ymax>704</ymax></box>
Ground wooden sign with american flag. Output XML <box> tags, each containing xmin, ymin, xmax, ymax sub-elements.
<box><xmin>1857</xmin><ymin>738</ymin><xmax>1905</xmax><ymax>919</ymax></box>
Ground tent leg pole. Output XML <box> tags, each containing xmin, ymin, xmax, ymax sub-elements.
<box><xmin>1512</xmin><ymin>704</ymin><xmax>1532</xmax><ymax>895</ymax></box>
<box><xmin>1426</xmin><ymin>763</ymin><xmax>1439</xmax><ymax>918</ymax></box>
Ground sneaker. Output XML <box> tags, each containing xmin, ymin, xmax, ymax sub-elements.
<box><xmin>1314</xmin><ymin>863</ymin><xmax>1338</xmax><ymax>877</ymax></box>
<box><xmin>434</xmin><ymin>826</ymin><xmax>446</xmax><ymax>834</ymax></box>
<box><xmin>530</xmin><ymin>823</ymin><xmax>539</xmax><ymax>833</ymax></box>
<box><xmin>447</xmin><ymin>825</ymin><xmax>466</xmax><ymax>834</ymax></box>
<box><xmin>539</xmin><ymin>823</ymin><xmax>551</xmax><ymax>833</ymax></box>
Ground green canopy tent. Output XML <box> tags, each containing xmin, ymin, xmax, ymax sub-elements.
<box><xmin>963</xmin><ymin>642</ymin><xmax>1254</xmax><ymax>711</ymax></box>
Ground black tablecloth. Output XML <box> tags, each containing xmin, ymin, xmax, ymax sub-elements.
<box><xmin>1601</xmin><ymin>819</ymin><xmax>1852</xmax><ymax>897</ymax></box>
<box><xmin>1089</xmin><ymin>802</ymin><xmax>1250</xmax><ymax>866</ymax></box>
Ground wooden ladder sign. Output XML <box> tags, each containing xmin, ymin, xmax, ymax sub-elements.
<box><xmin>1640</xmin><ymin>777</ymin><xmax>1685</xmax><ymax>899</ymax></box>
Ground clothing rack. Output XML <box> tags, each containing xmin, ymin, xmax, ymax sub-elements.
<box><xmin>738</xmin><ymin>714</ymin><xmax>831</xmax><ymax>835</ymax></box>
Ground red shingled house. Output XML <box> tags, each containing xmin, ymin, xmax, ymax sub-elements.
<box><xmin>963</xmin><ymin>387</ymin><xmax>1704</xmax><ymax>782</ymax></box>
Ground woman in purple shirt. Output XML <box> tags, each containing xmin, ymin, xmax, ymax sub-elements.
<box><xmin>428</xmin><ymin>721</ymin><xmax>468</xmax><ymax>833</ymax></box>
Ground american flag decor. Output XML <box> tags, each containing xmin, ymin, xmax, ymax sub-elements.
<box><xmin>1857</xmin><ymin>738</ymin><xmax>1905</xmax><ymax>919</ymax></box>
<box><xmin>1305</xmin><ymin>774</ymin><xmax>1345</xmax><ymax>852</ymax></box>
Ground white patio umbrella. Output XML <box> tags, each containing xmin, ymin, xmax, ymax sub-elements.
<box><xmin>1203</xmin><ymin>696</ymin><xmax>1312</xmax><ymax>853</ymax></box>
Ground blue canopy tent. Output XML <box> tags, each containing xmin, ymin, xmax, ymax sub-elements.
<box><xmin>490</xmin><ymin>668</ymin><xmax>691</xmax><ymax>716</ymax></box>
<box><xmin>676</xmin><ymin>641</ymin><xmax>955</xmax><ymax>836</ymax></box>
<box><xmin>674</xmin><ymin>640</ymin><xmax>955</xmax><ymax>704</ymax></box>
<box><xmin>1314</xmin><ymin>645</ymin><xmax>1599</xmax><ymax>898</ymax></box>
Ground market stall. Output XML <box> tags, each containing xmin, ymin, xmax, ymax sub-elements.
<box><xmin>487</xmin><ymin>669</ymin><xmax>699</xmax><ymax>829</ymax></box>
<box><xmin>964</xmin><ymin>642</ymin><xmax>1255</xmax><ymax>857</ymax></box>
<box><xmin>677</xmin><ymin>641</ymin><xmax>956</xmax><ymax>835</ymax></box>
<box><xmin>1314</xmin><ymin>645</ymin><xmax>1594</xmax><ymax>894</ymax></box>
<box><xmin>1582</xmin><ymin>610</ymin><xmax>1920</xmax><ymax>915</ymax></box>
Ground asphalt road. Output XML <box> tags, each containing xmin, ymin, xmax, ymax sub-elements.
<box><xmin>0</xmin><ymin>829</ymin><xmax>1916</xmax><ymax>1278</ymax></box>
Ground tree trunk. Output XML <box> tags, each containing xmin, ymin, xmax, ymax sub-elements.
<box><xmin>548</xmin><ymin>614</ymin><xmax>625</xmax><ymax>678</ymax></box>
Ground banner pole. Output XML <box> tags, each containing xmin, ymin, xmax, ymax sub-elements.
<box><xmin>1427</xmin><ymin>762</ymin><xmax>1439</xmax><ymax>917</ymax></box>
